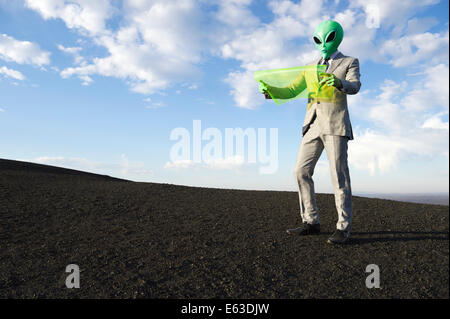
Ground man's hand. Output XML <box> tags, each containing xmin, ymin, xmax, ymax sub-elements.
<box><xmin>259</xmin><ymin>80</ymin><xmax>268</xmax><ymax>93</ymax></box>
<box><xmin>258</xmin><ymin>80</ymin><xmax>272</xmax><ymax>99</ymax></box>
<box><xmin>319</xmin><ymin>72</ymin><xmax>342</xmax><ymax>88</ymax></box>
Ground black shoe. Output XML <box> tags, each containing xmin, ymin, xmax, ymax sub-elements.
<box><xmin>286</xmin><ymin>223</ymin><xmax>320</xmax><ymax>236</ymax></box>
<box><xmin>327</xmin><ymin>229</ymin><xmax>350</xmax><ymax>244</ymax></box>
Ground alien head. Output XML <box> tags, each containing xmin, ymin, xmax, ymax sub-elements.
<box><xmin>313</xmin><ymin>20</ymin><xmax>344</xmax><ymax>59</ymax></box>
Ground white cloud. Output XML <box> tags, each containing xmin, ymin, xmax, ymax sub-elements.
<box><xmin>57</xmin><ymin>44</ymin><xmax>82</xmax><ymax>55</ymax></box>
<box><xmin>79</xmin><ymin>74</ymin><xmax>92</xmax><ymax>86</ymax></box>
<box><xmin>350</xmin><ymin>130</ymin><xmax>415</xmax><ymax>175</ymax></box>
<box><xmin>27</xmin><ymin>155</ymin><xmax>153</xmax><ymax>179</ymax></box>
<box><xmin>268</xmin><ymin>0</ymin><xmax>326</xmax><ymax>31</ymax></box>
<box><xmin>23</xmin><ymin>0</ymin><xmax>327</xmax><ymax>103</ymax></box>
<box><xmin>421</xmin><ymin>116</ymin><xmax>449</xmax><ymax>131</ymax></box>
<box><xmin>58</xmin><ymin>43</ymin><xmax>90</xmax><ymax>83</ymax></box>
<box><xmin>337</xmin><ymin>12</ymin><xmax>382</xmax><ymax>63</ymax></box>
<box><xmin>219</xmin><ymin>0</ymin><xmax>449</xmax><ymax>108</ymax></box>
<box><xmin>405</xmin><ymin>17</ymin><xmax>439</xmax><ymax>35</ymax></box>
<box><xmin>57</xmin><ymin>44</ymin><xmax>86</xmax><ymax>65</ymax></box>
<box><xmin>350</xmin><ymin>0</ymin><xmax>440</xmax><ymax>34</ymax></box>
<box><xmin>0</xmin><ymin>33</ymin><xmax>50</xmax><ymax>66</ymax></box>
<box><xmin>31</xmin><ymin>156</ymin><xmax>99</xmax><ymax>170</ymax></box>
<box><xmin>204</xmin><ymin>155</ymin><xmax>245</xmax><ymax>170</ymax></box>
<box><xmin>0</xmin><ymin>107</ymin><xmax>4</xmax><ymax>112</ymax></box>
<box><xmin>382</xmin><ymin>31</ymin><xmax>449</xmax><ymax>67</ymax></box>
<box><xmin>348</xmin><ymin>64</ymin><xmax>449</xmax><ymax>175</ymax></box>
<box><xmin>220</xmin><ymin>0</ymin><xmax>328</xmax><ymax>108</ymax></box>
<box><xmin>225</xmin><ymin>70</ymin><xmax>262</xmax><ymax>110</ymax></box>
<box><xmin>0</xmin><ymin>66</ymin><xmax>25</xmax><ymax>80</ymax></box>
<box><xmin>21</xmin><ymin>0</ymin><xmax>448</xmax><ymax>112</ymax></box>
<box><xmin>164</xmin><ymin>159</ymin><xmax>196</xmax><ymax>170</ymax></box>
<box><xmin>350</xmin><ymin>125</ymin><xmax>449</xmax><ymax>175</ymax></box>
<box><xmin>145</xmin><ymin>101</ymin><xmax>165</xmax><ymax>109</ymax></box>
<box><xmin>119</xmin><ymin>154</ymin><xmax>152</xmax><ymax>176</ymax></box>
<box><xmin>25</xmin><ymin>0</ymin><xmax>114</xmax><ymax>35</ymax></box>
<box><xmin>218</xmin><ymin>0</ymin><xmax>442</xmax><ymax>108</ymax></box>
<box><xmin>214</xmin><ymin>0</ymin><xmax>259</xmax><ymax>30</ymax></box>
<box><xmin>164</xmin><ymin>155</ymin><xmax>247</xmax><ymax>171</ymax></box>
<box><xmin>51</xmin><ymin>0</ymin><xmax>210</xmax><ymax>94</ymax></box>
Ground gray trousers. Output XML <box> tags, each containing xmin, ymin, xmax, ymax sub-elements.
<box><xmin>294</xmin><ymin>118</ymin><xmax>353</xmax><ymax>231</ymax></box>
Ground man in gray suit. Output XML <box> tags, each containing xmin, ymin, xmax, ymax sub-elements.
<box><xmin>259</xmin><ymin>20</ymin><xmax>361</xmax><ymax>244</ymax></box>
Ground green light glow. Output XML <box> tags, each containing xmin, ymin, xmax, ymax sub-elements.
<box><xmin>254</xmin><ymin>65</ymin><xmax>335</xmax><ymax>106</ymax></box>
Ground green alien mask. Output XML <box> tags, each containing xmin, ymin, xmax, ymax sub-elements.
<box><xmin>313</xmin><ymin>20</ymin><xmax>344</xmax><ymax>59</ymax></box>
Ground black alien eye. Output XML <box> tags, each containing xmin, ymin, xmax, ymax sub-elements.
<box><xmin>325</xmin><ymin>31</ymin><xmax>336</xmax><ymax>43</ymax></box>
<box><xmin>313</xmin><ymin>36</ymin><xmax>322</xmax><ymax>44</ymax></box>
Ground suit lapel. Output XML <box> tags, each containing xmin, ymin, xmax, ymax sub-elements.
<box><xmin>313</xmin><ymin>52</ymin><xmax>344</xmax><ymax>92</ymax></box>
<box><xmin>327</xmin><ymin>52</ymin><xmax>345</xmax><ymax>74</ymax></box>
<box><xmin>315</xmin><ymin>57</ymin><xmax>323</xmax><ymax>82</ymax></box>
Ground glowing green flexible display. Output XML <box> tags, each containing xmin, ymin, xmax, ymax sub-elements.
<box><xmin>255</xmin><ymin>20</ymin><xmax>345</xmax><ymax>106</ymax></box>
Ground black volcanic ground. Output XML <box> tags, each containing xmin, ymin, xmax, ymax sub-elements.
<box><xmin>0</xmin><ymin>158</ymin><xmax>448</xmax><ymax>298</ymax></box>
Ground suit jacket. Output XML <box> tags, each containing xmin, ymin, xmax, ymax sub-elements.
<box><xmin>266</xmin><ymin>52</ymin><xmax>361</xmax><ymax>140</ymax></box>
<box><xmin>304</xmin><ymin>52</ymin><xmax>361</xmax><ymax>140</ymax></box>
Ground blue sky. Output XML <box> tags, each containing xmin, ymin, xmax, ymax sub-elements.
<box><xmin>0</xmin><ymin>0</ymin><xmax>448</xmax><ymax>194</ymax></box>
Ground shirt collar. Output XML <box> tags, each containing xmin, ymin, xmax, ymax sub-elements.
<box><xmin>326</xmin><ymin>50</ymin><xmax>340</xmax><ymax>61</ymax></box>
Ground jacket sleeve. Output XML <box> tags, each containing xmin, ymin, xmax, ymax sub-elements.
<box><xmin>338</xmin><ymin>58</ymin><xmax>361</xmax><ymax>95</ymax></box>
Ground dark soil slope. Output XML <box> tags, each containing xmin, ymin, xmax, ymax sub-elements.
<box><xmin>0</xmin><ymin>158</ymin><xmax>448</xmax><ymax>298</ymax></box>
